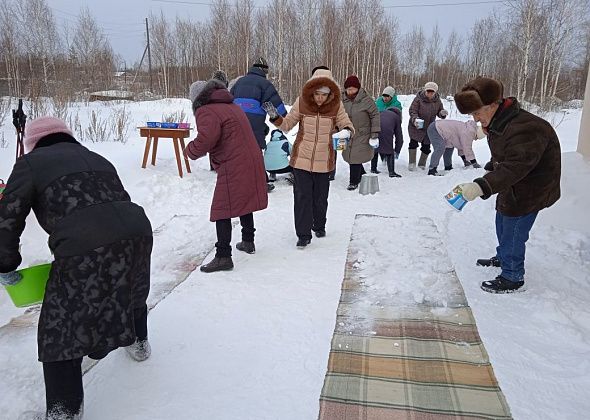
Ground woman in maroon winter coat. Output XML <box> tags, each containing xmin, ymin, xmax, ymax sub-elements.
<box><xmin>186</xmin><ymin>76</ymin><xmax>268</xmax><ymax>272</ymax></box>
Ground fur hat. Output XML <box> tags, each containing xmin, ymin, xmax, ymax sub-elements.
<box><xmin>311</xmin><ymin>65</ymin><xmax>330</xmax><ymax>76</ymax></box>
<box><xmin>252</xmin><ymin>57</ymin><xmax>268</xmax><ymax>69</ymax></box>
<box><xmin>24</xmin><ymin>116</ymin><xmax>73</xmax><ymax>153</ymax></box>
<box><xmin>309</xmin><ymin>68</ymin><xmax>335</xmax><ymax>82</ymax></box>
<box><xmin>211</xmin><ymin>70</ymin><xmax>228</xmax><ymax>87</ymax></box>
<box><xmin>344</xmin><ymin>75</ymin><xmax>361</xmax><ymax>90</ymax></box>
<box><xmin>424</xmin><ymin>82</ymin><xmax>439</xmax><ymax>92</ymax></box>
<box><xmin>382</xmin><ymin>86</ymin><xmax>395</xmax><ymax>97</ymax></box>
<box><xmin>455</xmin><ymin>77</ymin><xmax>504</xmax><ymax>114</ymax></box>
<box><xmin>189</xmin><ymin>80</ymin><xmax>207</xmax><ymax>103</ymax></box>
<box><xmin>190</xmin><ymin>79</ymin><xmax>226</xmax><ymax>112</ymax></box>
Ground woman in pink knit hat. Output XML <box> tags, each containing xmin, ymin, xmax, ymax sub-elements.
<box><xmin>0</xmin><ymin>116</ymin><xmax>153</xmax><ymax>419</ymax></box>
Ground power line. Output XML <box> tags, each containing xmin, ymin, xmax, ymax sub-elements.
<box><xmin>382</xmin><ymin>0</ymin><xmax>504</xmax><ymax>7</ymax></box>
<box><xmin>50</xmin><ymin>7</ymin><xmax>145</xmax><ymax>27</ymax></box>
<box><xmin>150</xmin><ymin>0</ymin><xmax>505</xmax><ymax>8</ymax></box>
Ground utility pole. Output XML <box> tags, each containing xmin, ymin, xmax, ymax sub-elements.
<box><xmin>145</xmin><ymin>17</ymin><xmax>153</xmax><ymax>93</ymax></box>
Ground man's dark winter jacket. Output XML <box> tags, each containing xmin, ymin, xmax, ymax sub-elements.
<box><xmin>230</xmin><ymin>66</ymin><xmax>287</xmax><ymax>149</ymax></box>
<box><xmin>474</xmin><ymin>98</ymin><xmax>561</xmax><ymax>217</ymax></box>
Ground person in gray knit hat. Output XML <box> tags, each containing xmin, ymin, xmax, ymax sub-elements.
<box><xmin>452</xmin><ymin>76</ymin><xmax>561</xmax><ymax>294</ymax></box>
<box><xmin>186</xmin><ymin>77</ymin><xmax>268</xmax><ymax>272</ymax></box>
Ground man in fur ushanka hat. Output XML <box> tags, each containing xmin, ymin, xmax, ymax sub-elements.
<box><xmin>452</xmin><ymin>76</ymin><xmax>561</xmax><ymax>294</ymax></box>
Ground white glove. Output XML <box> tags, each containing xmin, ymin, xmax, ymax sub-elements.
<box><xmin>440</xmin><ymin>109</ymin><xmax>448</xmax><ymax>118</ymax></box>
<box><xmin>333</xmin><ymin>129</ymin><xmax>351</xmax><ymax>139</ymax></box>
<box><xmin>457</xmin><ymin>182</ymin><xmax>483</xmax><ymax>201</ymax></box>
<box><xmin>261</xmin><ymin>102</ymin><xmax>278</xmax><ymax>119</ymax></box>
<box><xmin>369</xmin><ymin>138</ymin><xmax>379</xmax><ymax>149</ymax></box>
<box><xmin>413</xmin><ymin>120</ymin><xmax>422</xmax><ymax>129</ymax></box>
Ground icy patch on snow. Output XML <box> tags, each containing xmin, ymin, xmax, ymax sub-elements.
<box><xmin>346</xmin><ymin>215</ymin><xmax>465</xmax><ymax>311</ymax></box>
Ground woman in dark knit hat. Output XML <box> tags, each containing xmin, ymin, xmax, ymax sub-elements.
<box><xmin>341</xmin><ymin>75</ymin><xmax>381</xmax><ymax>190</ymax></box>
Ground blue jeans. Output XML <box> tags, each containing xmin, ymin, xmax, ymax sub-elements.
<box><xmin>495</xmin><ymin>211</ymin><xmax>538</xmax><ymax>282</ymax></box>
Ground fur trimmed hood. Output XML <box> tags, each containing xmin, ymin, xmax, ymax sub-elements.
<box><xmin>300</xmin><ymin>70</ymin><xmax>341</xmax><ymax>115</ymax></box>
<box><xmin>455</xmin><ymin>77</ymin><xmax>504</xmax><ymax>114</ymax></box>
<box><xmin>191</xmin><ymin>79</ymin><xmax>232</xmax><ymax>113</ymax></box>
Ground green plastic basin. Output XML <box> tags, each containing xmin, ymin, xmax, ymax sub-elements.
<box><xmin>4</xmin><ymin>263</ymin><xmax>52</xmax><ymax>307</ymax></box>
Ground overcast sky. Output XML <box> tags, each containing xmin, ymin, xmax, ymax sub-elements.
<box><xmin>45</xmin><ymin>0</ymin><xmax>502</xmax><ymax>66</ymax></box>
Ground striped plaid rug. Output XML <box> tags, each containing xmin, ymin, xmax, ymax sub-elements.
<box><xmin>318</xmin><ymin>215</ymin><xmax>512</xmax><ymax>420</ymax></box>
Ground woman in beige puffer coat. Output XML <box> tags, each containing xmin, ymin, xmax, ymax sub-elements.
<box><xmin>265</xmin><ymin>69</ymin><xmax>354</xmax><ymax>247</ymax></box>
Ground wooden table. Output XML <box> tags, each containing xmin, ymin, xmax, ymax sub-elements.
<box><xmin>138</xmin><ymin>127</ymin><xmax>192</xmax><ymax>178</ymax></box>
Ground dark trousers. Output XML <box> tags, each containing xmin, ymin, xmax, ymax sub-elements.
<box><xmin>42</xmin><ymin>304</ymin><xmax>148</xmax><ymax>419</ymax></box>
<box><xmin>44</xmin><ymin>358</ymin><xmax>84</xmax><ymax>419</ymax></box>
<box><xmin>381</xmin><ymin>153</ymin><xmax>395</xmax><ymax>175</ymax></box>
<box><xmin>134</xmin><ymin>304</ymin><xmax>148</xmax><ymax>341</ymax></box>
<box><xmin>293</xmin><ymin>168</ymin><xmax>330</xmax><ymax>240</ymax></box>
<box><xmin>349</xmin><ymin>163</ymin><xmax>366</xmax><ymax>185</ymax></box>
<box><xmin>215</xmin><ymin>213</ymin><xmax>255</xmax><ymax>257</ymax></box>
<box><xmin>370</xmin><ymin>151</ymin><xmax>379</xmax><ymax>172</ymax></box>
<box><xmin>409</xmin><ymin>139</ymin><xmax>431</xmax><ymax>154</ymax></box>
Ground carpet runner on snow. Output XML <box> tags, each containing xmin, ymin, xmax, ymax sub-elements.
<box><xmin>318</xmin><ymin>215</ymin><xmax>512</xmax><ymax>420</ymax></box>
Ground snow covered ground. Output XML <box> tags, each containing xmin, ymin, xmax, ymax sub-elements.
<box><xmin>0</xmin><ymin>96</ymin><xmax>588</xmax><ymax>419</ymax></box>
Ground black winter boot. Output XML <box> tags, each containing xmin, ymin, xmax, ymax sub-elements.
<box><xmin>387</xmin><ymin>154</ymin><xmax>401</xmax><ymax>177</ymax></box>
<box><xmin>313</xmin><ymin>229</ymin><xmax>326</xmax><ymax>238</ymax></box>
<box><xmin>481</xmin><ymin>276</ymin><xmax>525</xmax><ymax>293</ymax></box>
<box><xmin>236</xmin><ymin>241</ymin><xmax>255</xmax><ymax>254</ymax></box>
<box><xmin>476</xmin><ymin>256</ymin><xmax>501</xmax><ymax>267</ymax></box>
<box><xmin>200</xmin><ymin>257</ymin><xmax>234</xmax><ymax>273</ymax></box>
<box><xmin>296</xmin><ymin>238</ymin><xmax>311</xmax><ymax>248</ymax></box>
<box><xmin>428</xmin><ymin>167</ymin><xmax>444</xmax><ymax>176</ymax></box>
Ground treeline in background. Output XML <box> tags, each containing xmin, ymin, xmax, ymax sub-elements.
<box><xmin>1</xmin><ymin>0</ymin><xmax>589</xmax><ymax>111</ymax></box>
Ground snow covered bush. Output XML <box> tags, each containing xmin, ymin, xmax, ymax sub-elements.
<box><xmin>162</xmin><ymin>110</ymin><xmax>187</xmax><ymax>123</ymax></box>
<box><xmin>110</xmin><ymin>107</ymin><xmax>131</xmax><ymax>144</ymax></box>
